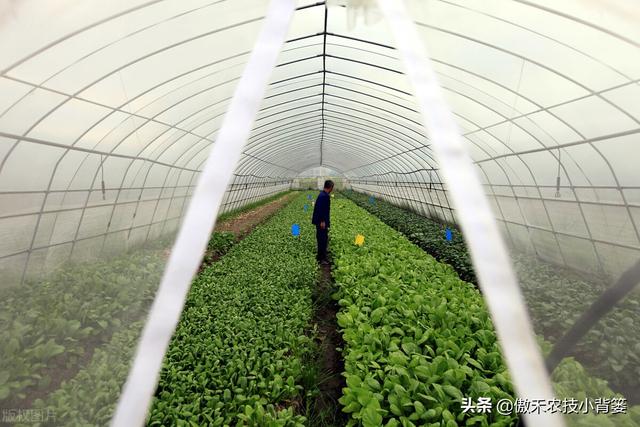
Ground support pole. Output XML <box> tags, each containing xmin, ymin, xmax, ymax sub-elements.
<box><xmin>110</xmin><ymin>1</ymin><xmax>295</xmax><ymax>425</ymax></box>
<box><xmin>376</xmin><ymin>1</ymin><xmax>564</xmax><ymax>425</ymax></box>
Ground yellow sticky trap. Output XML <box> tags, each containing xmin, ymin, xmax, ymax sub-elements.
<box><xmin>354</xmin><ymin>234</ymin><xmax>365</xmax><ymax>246</ymax></box>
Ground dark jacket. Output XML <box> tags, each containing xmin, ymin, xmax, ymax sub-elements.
<box><xmin>312</xmin><ymin>190</ymin><xmax>331</xmax><ymax>228</ymax></box>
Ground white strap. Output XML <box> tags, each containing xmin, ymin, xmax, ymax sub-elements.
<box><xmin>376</xmin><ymin>1</ymin><xmax>564</xmax><ymax>426</ymax></box>
<box><xmin>110</xmin><ymin>1</ymin><xmax>295</xmax><ymax>425</ymax></box>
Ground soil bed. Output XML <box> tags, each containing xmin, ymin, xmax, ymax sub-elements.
<box><xmin>307</xmin><ymin>256</ymin><xmax>347</xmax><ymax>426</ymax></box>
<box><xmin>215</xmin><ymin>192</ymin><xmax>296</xmax><ymax>239</ymax></box>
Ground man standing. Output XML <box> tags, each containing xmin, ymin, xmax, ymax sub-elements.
<box><xmin>311</xmin><ymin>180</ymin><xmax>334</xmax><ymax>264</ymax></box>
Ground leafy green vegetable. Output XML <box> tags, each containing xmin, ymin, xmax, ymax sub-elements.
<box><xmin>0</xmin><ymin>195</ymin><xmax>269</xmax><ymax>423</ymax></box>
<box><xmin>0</xmin><ymin>242</ymin><xmax>168</xmax><ymax>407</ymax></box>
<box><xmin>341</xmin><ymin>191</ymin><xmax>476</xmax><ymax>284</ymax></box>
<box><xmin>339</xmin><ymin>192</ymin><xmax>640</xmax><ymax>426</ymax></box>
<box><xmin>148</xmin><ymin>194</ymin><xmax>317</xmax><ymax>425</ymax></box>
<box><xmin>343</xmin><ymin>190</ymin><xmax>640</xmax><ymax>407</ymax></box>
<box><xmin>32</xmin><ymin>320</ymin><xmax>147</xmax><ymax>426</ymax></box>
<box><xmin>202</xmin><ymin>231</ymin><xmax>236</xmax><ymax>265</ymax></box>
<box><xmin>514</xmin><ymin>255</ymin><xmax>640</xmax><ymax>403</ymax></box>
<box><xmin>330</xmin><ymin>198</ymin><xmax>517</xmax><ymax>426</ymax></box>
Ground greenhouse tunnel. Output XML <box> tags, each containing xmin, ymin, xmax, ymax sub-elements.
<box><xmin>0</xmin><ymin>0</ymin><xmax>639</xmax><ymax>426</ymax></box>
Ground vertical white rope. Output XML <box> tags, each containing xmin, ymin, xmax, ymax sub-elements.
<box><xmin>110</xmin><ymin>1</ymin><xmax>296</xmax><ymax>425</ymax></box>
<box><xmin>375</xmin><ymin>1</ymin><xmax>565</xmax><ymax>426</ymax></box>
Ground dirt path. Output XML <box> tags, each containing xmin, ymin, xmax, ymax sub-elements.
<box><xmin>309</xmin><ymin>258</ymin><xmax>347</xmax><ymax>426</ymax></box>
<box><xmin>215</xmin><ymin>192</ymin><xmax>296</xmax><ymax>239</ymax></box>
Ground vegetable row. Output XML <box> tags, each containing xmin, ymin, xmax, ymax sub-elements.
<box><xmin>514</xmin><ymin>255</ymin><xmax>640</xmax><ymax>404</ymax></box>
<box><xmin>148</xmin><ymin>194</ymin><xmax>318</xmax><ymax>426</ymax></box>
<box><xmin>330</xmin><ymin>198</ymin><xmax>517</xmax><ymax>426</ymax></box>
<box><xmin>341</xmin><ymin>191</ymin><xmax>476</xmax><ymax>284</ymax></box>
<box><xmin>1</xmin><ymin>194</ymin><xmax>280</xmax><ymax>425</ymax></box>
<box><xmin>343</xmin><ymin>191</ymin><xmax>640</xmax><ymax>397</ymax></box>
<box><xmin>339</xmin><ymin>191</ymin><xmax>640</xmax><ymax>425</ymax></box>
<box><xmin>0</xmin><ymin>242</ymin><xmax>167</xmax><ymax>406</ymax></box>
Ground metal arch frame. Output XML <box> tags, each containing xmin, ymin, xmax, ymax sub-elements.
<box><xmin>254</xmin><ymin>103</ymin><xmax>322</xmax><ymax>127</ymax></box>
<box><xmin>1</xmin><ymin>2</ymin><xmax>326</xmax><ymax>266</ymax></box>
<box><xmin>222</xmin><ymin>177</ymin><xmax>288</xmax><ymax>214</ymax></box>
<box><xmin>241</xmin><ymin>116</ymin><xmax>433</xmax><ymax>178</ymax></box>
<box><xmin>0</xmin><ymin>130</ymin><xmax>616</xmax><ymax>270</ymax></box>
<box><xmin>336</xmin><ymin>86</ymin><xmax>540</xmax><ymax>199</ymax></box>
<box><xmin>321</xmin><ymin>41</ymin><xmax>622</xmax><ymax>185</ymax></box>
<box><xmin>244</xmin><ymin>107</ymin><xmax>431</xmax><ymax>166</ymax></box>
<box><xmin>221</xmin><ymin>173</ymin><xmax>291</xmax><ymax>214</ymax></box>
<box><xmin>1</xmin><ymin>93</ymin><xmax>632</xmax><ymax>278</ymax></box>
<box><xmin>323</xmin><ymin>129</ymin><xmax>423</xmax><ymax>173</ymax></box>
<box><xmin>330</xmin><ymin>36</ymin><xmax>633</xmax><ymax>194</ymax></box>
<box><xmin>330</xmin><ymin>14</ymin><xmax>639</xmax><ymax>268</ymax></box>
<box><xmin>322</xmin><ymin>33</ymin><xmax>638</xmax><ymax>193</ymax></box>
<box><xmin>112</xmin><ymin>1</ymin><xmax>297</xmax><ymax>423</ymax></box>
<box><xmin>0</xmin><ymin>25</ymin><xmax>604</xmax><ymax>184</ymax></box>
<box><xmin>318</xmin><ymin>125</ymin><xmax>444</xmax><ymax>217</ymax></box>
<box><xmin>414</xmin><ymin>21</ymin><xmax>640</xmax><ymax>126</ymax></box>
<box><xmin>243</xmin><ymin>132</ymin><xmax>373</xmax><ymax>172</ymax></box>
<box><xmin>349</xmin><ymin>172</ymin><xmax>452</xmax><ymax>221</ymax></box>
<box><xmin>428</xmin><ymin>83</ymin><xmax>576</xmax><ymax>265</ymax></box>
<box><xmin>0</xmin><ymin>176</ymin><xmax>317</xmax><ymax>265</ymax></box>
<box><xmin>4</xmin><ymin>56</ymin><xmax>253</xmax><ymax>279</ymax></box>
<box><xmin>319</xmin><ymin>3</ymin><xmax>329</xmax><ymax>165</ymax></box>
<box><xmin>348</xmin><ymin>162</ymin><xmax>630</xmax><ymax>277</ymax></box>
<box><xmin>248</xmin><ymin>115</ymin><xmax>322</xmax><ymax>143</ymax></box>
<box><xmin>347</xmin><ymin>164</ymin><xmax>454</xmax><ymax>220</ymax></box>
<box><xmin>511</xmin><ymin>0</ymin><xmax>639</xmax><ymax>49</ymax></box>
<box><xmin>10</xmin><ymin>51</ymin><xmax>322</xmax><ymax>276</ymax></box>
<box><xmin>0</xmin><ymin>0</ymin><xmax>243</xmax><ymax>119</ymax></box>
<box><xmin>242</xmin><ymin>133</ymin><xmax>390</xmax><ymax>182</ymax></box>
<box><xmin>323</xmin><ymin>107</ymin><xmax>426</xmax><ymax>148</ymax></box>
<box><xmin>0</xmin><ymin>0</ymin><xmax>638</xmax><ymax>283</ymax></box>
<box><xmin>322</xmin><ymin>113</ymin><xmax>432</xmax><ymax>163</ymax></box>
<box><xmin>353</xmin><ymin>150</ymin><xmax>559</xmax><ymax>264</ymax></box>
<box><xmin>437</xmin><ymin>0</ymin><xmax>637</xmax><ymax>82</ymax></box>
<box><xmin>63</xmin><ymin>75</ymin><xmax>252</xmax><ymax>254</ymax></box>
<box><xmin>321</xmin><ymin>119</ymin><xmax>438</xmax><ymax>180</ymax></box>
<box><xmin>348</xmin><ymin>178</ymin><xmax>640</xmax><ymax>256</ymax></box>
<box><xmin>0</xmin><ymin>11</ymin><xmax>273</xmax><ymax>173</ymax></box>
<box><xmin>252</xmin><ymin>107</ymin><xmax>323</xmax><ymax>134</ymax></box>
<box><xmin>3</xmin><ymin>0</ymin><xmax>636</xmax><ymax>178</ymax></box>
<box><xmin>412</xmin><ymin>22</ymin><xmax>640</xmax><ymax>264</ymax></box>
<box><xmin>0</xmin><ymin>187</ymin><xmax>191</xmax><ymax>223</ymax></box>
<box><xmin>326</xmin><ymin>65</ymin><xmax>636</xmax><ymax>270</ymax></box>
<box><xmin>239</xmin><ymin>104</ymin><xmax>436</xmax><ymax>171</ymax></box>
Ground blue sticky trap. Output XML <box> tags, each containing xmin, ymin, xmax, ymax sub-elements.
<box><xmin>307</xmin><ymin>194</ymin><xmax>312</xmax><ymax>200</ymax></box>
<box><xmin>369</xmin><ymin>196</ymin><xmax>375</xmax><ymax>204</ymax></box>
<box><xmin>445</xmin><ymin>228</ymin><xmax>452</xmax><ymax>242</ymax></box>
<box><xmin>291</xmin><ymin>224</ymin><xmax>300</xmax><ymax>237</ymax></box>
<box><xmin>303</xmin><ymin>204</ymin><xmax>308</xmax><ymax>212</ymax></box>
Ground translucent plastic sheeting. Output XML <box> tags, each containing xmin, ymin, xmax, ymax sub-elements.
<box><xmin>1</xmin><ymin>0</ymin><xmax>640</xmax><ymax>425</ymax></box>
<box><xmin>377</xmin><ymin>0</ymin><xmax>561</xmax><ymax>425</ymax></box>
<box><xmin>0</xmin><ymin>1</ymin><xmax>268</xmax><ymax>424</ymax></box>
<box><xmin>344</xmin><ymin>3</ymin><xmax>640</xmax><ymax>425</ymax></box>
<box><xmin>112</xmin><ymin>1</ymin><xmax>295</xmax><ymax>424</ymax></box>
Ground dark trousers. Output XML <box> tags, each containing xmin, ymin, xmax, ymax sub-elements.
<box><xmin>316</xmin><ymin>226</ymin><xmax>328</xmax><ymax>261</ymax></box>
